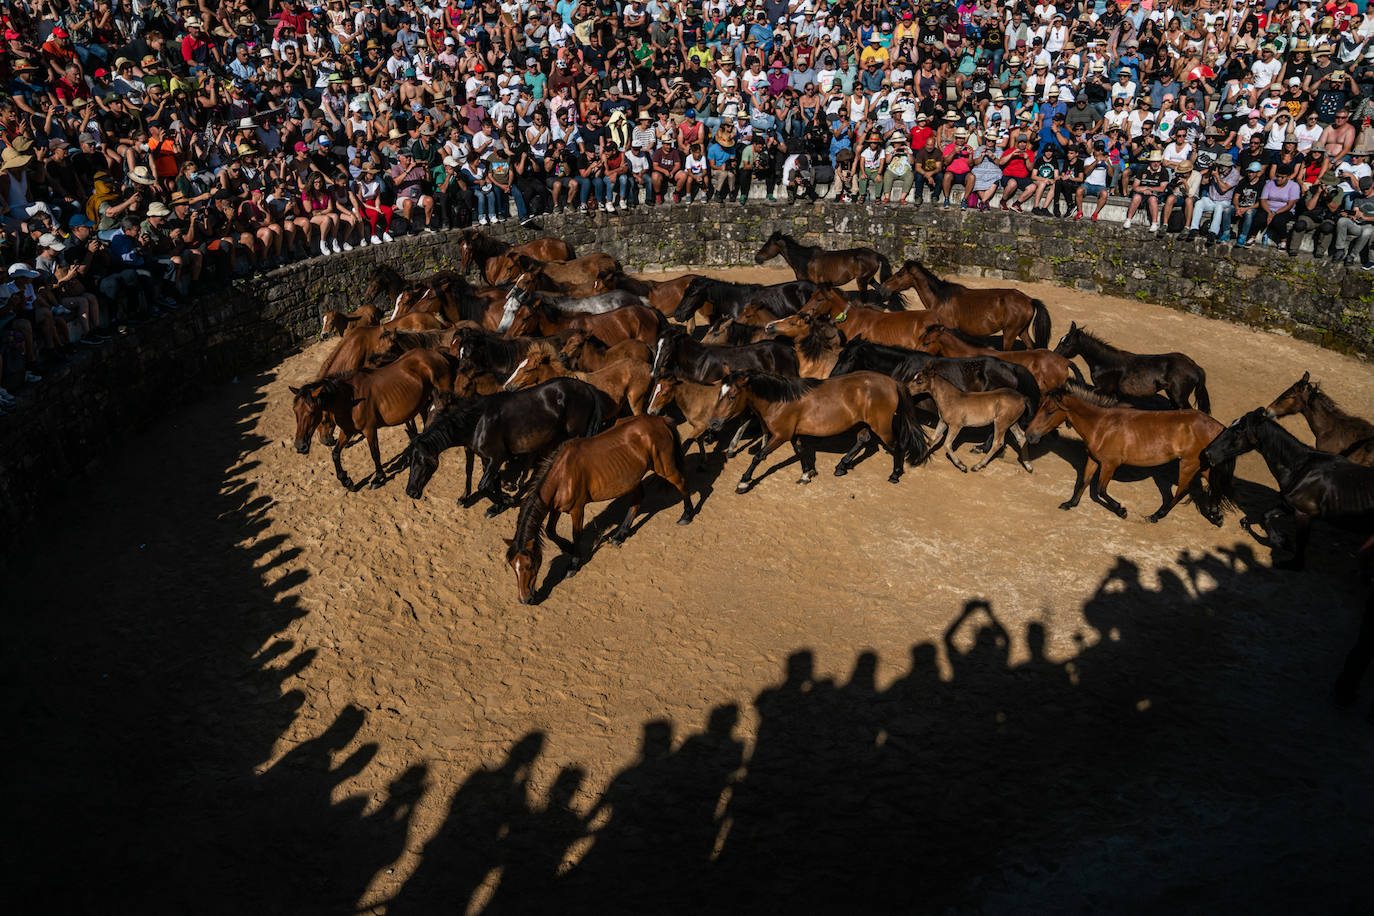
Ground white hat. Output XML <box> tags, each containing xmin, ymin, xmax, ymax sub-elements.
<box><xmin>442</xmin><ymin>156</ymin><xmax>460</xmax><ymax>167</ymax></box>
<box><xmin>147</xmin><ymin>201</ymin><xmax>171</xmax><ymax>217</ymax></box>
<box><xmin>38</xmin><ymin>233</ymin><xmax>67</xmax><ymax>251</ymax></box>
<box><xmin>238</xmin><ymin>116</ymin><xmax>255</xmax><ymax>128</ymax></box>
<box><xmin>8</xmin><ymin>263</ymin><xmax>41</xmax><ymax>279</ymax></box>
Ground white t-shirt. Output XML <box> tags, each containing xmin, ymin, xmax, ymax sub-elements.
<box><xmin>1250</xmin><ymin>56</ymin><xmax>1282</xmax><ymax>90</ymax></box>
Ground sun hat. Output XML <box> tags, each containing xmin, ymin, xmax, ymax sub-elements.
<box><xmin>238</xmin><ymin>116</ymin><xmax>255</xmax><ymax>128</ymax></box>
<box><xmin>129</xmin><ymin>165</ymin><xmax>155</xmax><ymax>184</ymax></box>
<box><xmin>953</xmin><ymin>127</ymin><xmax>969</xmax><ymax>138</ymax></box>
<box><xmin>146</xmin><ymin>201</ymin><xmax>171</xmax><ymax>217</ymax></box>
<box><xmin>8</xmin><ymin>263</ymin><xmax>41</xmax><ymax>279</ymax></box>
<box><xmin>38</xmin><ymin>233</ymin><xmax>67</xmax><ymax>251</ymax></box>
<box><xmin>170</xmin><ymin>191</ymin><xmax>190</xmax><ymax>205</ymax></box>
<box><xmin>1217</xmin><ymin>153</ymin><xmax>1235</xmax><ymax>167</ymax></box>
<box><xmin>1147</xmin><ymin>150</ymin><xmax>1163</xmax><ymax>161</ymax></box>
<box><xmin>235</xmin><ymin>142</ymin><xmax>255</xmax><ymax>156</ymax></box>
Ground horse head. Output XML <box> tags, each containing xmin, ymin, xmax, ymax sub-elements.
<box><xmin>875</xmin><ymin>260</ymin><xmax>922</xmax><ymax>298</ymax></box>
<box><xmin>1203</xmin><ymin>408</ymin><xmax>1266</xmax><ymax>467</ymax></box>
<box><xmin>672</xmin><ymin>279</ymin><xmax>711</xmax><ymax>322</ymax></box>
<box><xmin>320</xmin><ymin>310</ymin><xmax>342</xmax><ymax>340</ymax></box>
<box><xmin>906</xmin><ymin>367</ymin><xmax>936</xmax><ymax>396</ymax></box>
<box><xmin>1025</xmin><ymin>389</ymin><xmax>1070</xmax><ymax>445</ymax></box>
<box><xmin>764</xmin><ymin>310</ymin><xmax>812</xmax><ymax>339</ymax></box>
<box><xmin>289</xmin><ymin>382</ymin><xmax>331</xmax><ymax>454</ymax></box>
<box><xmin>646</xmin><ymin>374</ymin><xmax>680</xmax><ymax>416</ymax></box>
<box><xmin>708</xmin><ymin>371</ymin><xmax>751</xmax><ymax>431</ymax></box>
<box><xmin>503</xmin><ymin>346</ymin><xmax>552</xmax><ymax>392</ymax></box>
<box><xmin>651</xmin><ymin>326</ymin><xmax>685</xmax><ymax>378</ymax></box>
<box><xmin>754</xmin><ymin>231</ymin><xmax>785</xmax><ymax>264</ymax></box>
<box><xmin>365</xmin><ymin>329</ymin><xmax>403</xmax><ymax>367</ymax></box>
<box><xmin>457</xmin><ymin>228</ymin><xmax>480</xmax><ymax>271</ymax></box>
<box><xmin>505</xmin><ymin>535</ymin><xmax>543</xmax><ymax>605</ymax></box>
<box><xmin>404</xmin><ymin>435</ymin><xmax>441</xmax><ymax>500</ymax></box>
<box><xmin>916</xmin><ymin>324</ymin><xmax>949</xmax><ymax>352</ymax></box>
<box><xmin>1265</xmin><ymin>371</ymin><xmax>1312</xmax><ymax>419</ymax></box>
<box><xmin>498</xmin><ymin>285</ymin><xmax>533</xmax><ymax>333</ymax></box>
<box><xmin>1053</xmin><ymin>321</ymin><xmax>1081</xmax><ymax>358</ymax></box>
<box><xmin>363</xmin><ymin>265</ymin><xmax>402</xmax><ymax>303</ymax></box>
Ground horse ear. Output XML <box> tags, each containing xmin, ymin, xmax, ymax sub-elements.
<box><xmin>503</xmin><ymin>538</ymin><xmax>515</xmax><ymax>548</ymax></box>
<box><xmin>1068</xmin><ymin>321</ymin><xmax>1077</xmax><ymax>331</ymax></box>
<box><xmin>288</xmin><ymin>385</ymin><xmax>302</xmax><ymax>396</ymax></box>
<box><xmin>1300</xmin><ymin>370</ymin><xmax>1310</xmax><ymax>383</ymax></box>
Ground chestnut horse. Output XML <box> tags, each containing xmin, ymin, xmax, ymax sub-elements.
<box><xmin>701</xmin><ymin>302</ymin><xmax>780</xmax><ymax>345</ymax></box>
<box><xmin>321</xmin><ymin>304</ymin><xmax>381</xmax><ymax>339</ymax></box>
<box><xmin>486</xmin><ymin>251</ymin><xmax>620</xmax><ymax>293</ymax></box>
<box><xmin>708</xmin><ymin>370</ymin><xmax>928</xmax><ymax>490</ymax></box>
<box><xmin>290</xmin><ymin>348</ymin><xmax>458</xmax><ymax>489</ymax></box>
<box><xmin>763</xmin><ymin>309</ymin><xmax>850</xmax><ymax>378</ymax></box>
<box><xmin>908</xmin><ymin>368</ymin><xmax>1034</xmax><ymax>473</ymax></box>
<box><xmin>502</xmin><ymin>342</ymin><xmax>653</xmax><ymax>417</ymax></box>
<box><xmin>876</xmin><ymin>260</ymin><xmax>1050</xmax><ymax>350</ymax></box>
<box><xmin>557</xmin><ymin>331</ymin><xmax>653</xmax><ymax>371</ymax></box>
<box><xmin>917</xmin><ymin>325</ymin><xmax>1082</xmax><ymax>392</ymax></box>
<box><xmin>802</xmin><ymin>287</ymin><xmax>937</xmax><ymax>351</ymax></box>
<box><xmin>1026</xmin><ymin>382</ymin><xmax>1232</xmax><ymax>524</ymax></box>
<box><xmin>506</xmin><ymin>301</ymin><xmax>664</xmax><ymax>348</ymax></box>
<box><xmin>456</xmin><ymin>229</ymin><xmax>576</xmax><ymax>284</ymax></box>
<box><xmin>506</xmin><ymin>415</ymin><xmax>696</xmax><ymax>603</ymax></box>
<box><xmin>754</xmin><ymin>231</ymin><xmax>892</xmax><ymax>293</ymax></box>
<box><xmin>1265</xmin><ymin>372</ymin><xmax>1374</xmax><ymax>467</ymax></box>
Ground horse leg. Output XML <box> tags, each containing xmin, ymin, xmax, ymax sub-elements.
<box><xmin>737</xmin><ymin>433</ymin><xmax>785</xmax><ymax>492</ymax></box>
<box><xmin>943</xmin><ymin>422</ymin><xmax>970</xmax><ymax>473</ymax></box>
<box><xmin>653</xmin><ymin>455</ymin><xmax>696</xmax><ymax>524</ymax></box>
<box><xmin>725</xmin><ymin>418</ymin><xmax>754</xmax><ymax>458</ymax></box>
<box><xmin>1241</xmin><ymin>506</ymin><xmax>1288</xmax><ymax>550</ymax></box>
<box><xmin>567</xmin><ymin>504</ymin><xmax>588</xmax><ymax>572</ymax></box>
<box><xmin>1089</xmin><ymin>460</ymin><xmax>1127</xmax><ymax>519</ymax></box>
<box><xmin>460</xmin><ymin>449</ymin><xmax>476</xmax><ymax>505</ymax></box>
<box><xmin>1060</xmin><ymin>455</ymin><xmax>1097</xmax><ymax>511</ymax></box>
<box><xmin>1331</xmin><ymin>594</ymin><xmax>1373</xmax><ymax>706</ymax></box>
<box><xmin>1148</xmin><ymin>458</ymin><xmax>1200</xmax><ymax>523</ymax></box>
<box><xmin>1005</xmin><ymin>424</ymin><xmax>1034</xmax><ymax>472</ymax></box>
<box><xmin>367</xmin><ymin>428</ymin><xmax>388</xmax><ymax>488</ymax></box>
<box><xmin>969</xmin><ymin>422</ymin><xmax>1008</xmax><ymax>471</ymax></box>
<box><xmin>1273</xmin><ymin>510</ymin><xmax>1313</xmax><ymax>571</ymax></box>
<box><xmin>608</xmin><ymin>483</ymin><xmax>643</xmax><ymax>545</ymax></box>
<box><xmin>472</xmin><ymin>457</ymin><xmax>505</xmax><ymax>513</ymax></box>
<box><xmin>835</xmin><ymin>429</ymin><xmax>872</xmax><ymax>476</ymax></box>
<box><xmin>332</xmin><ymin>435</ymin><xmax>354</xmax><ymax>489</ymax></box>
<box><xmin>545</xmin><ymin>508</ymin><xmax>575</xmax><ymax>554</ymax></box>
<box><xmin>794</xmin><ymin>438</ymin><xmax>818</xmax><ymax>484</ymax></box>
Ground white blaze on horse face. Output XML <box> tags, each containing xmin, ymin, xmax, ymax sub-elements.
<box><xmin>650</xmin><ymin>380</ymin><xmax>666</xmax><ymax>408</ymax></box>
<box><xmin>653</xmin><ymin>337</ymin><xmax>666</xmax><ymax>371</ymax></box>
<box><xmin>505</xmin><ymin>357</ymin><xmax>531</xmax><ymax>388</ymax></box>
<box><xmin>719</xmin><ymin>382</ymin><xmax>733</xmax><ymax>400</ymax></box>
<box><xmin>388</xmin><ymin>291</ymin><xmax>404</xmax><ymax>323</ymax></box>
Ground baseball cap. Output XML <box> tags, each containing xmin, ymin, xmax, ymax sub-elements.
<box><xmin>38</xmin><ymin>233</ymin><xmax>67</xmax><ymax>251</ymax></box>
<box><xmin>68</xmin><ymin>213</ymin><xmax>94</xmax><ymax>228</ymax></box>
<box><xmin>1246</xmin><ymin>161</ymin><xmax>1264</xmax><ymax>172</ymax></box>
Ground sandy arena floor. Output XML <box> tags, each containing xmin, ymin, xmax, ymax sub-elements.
<box><xmin>8</xmin><ymin>266</ymin><xmax>1374</xmax><ymax>914</ymax></box>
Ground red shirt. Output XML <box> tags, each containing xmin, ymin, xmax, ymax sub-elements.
<box><xmin>909</xmin><ymin>125</ymin><xmax>933</xmax><ymax>150</ymax></box>
<box><xmin>1001</xmin><ymin>149</ymin><xmax>1032</xmax><ymax>178</ymax></box>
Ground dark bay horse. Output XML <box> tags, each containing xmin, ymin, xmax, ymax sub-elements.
<box><xmin>875</xmin><ymin>260</ymin><xmax>1050</xmax><ymax>350</ymax></box>
<box><xmin>917</xmin><ymin>325</ymin><xmax>1082</xmax><ymax>392</ymax></box>
<box><xmin>450</xmin><ymin>325</ymin><xmax>578</xmax><ymax>375</ymax></box>
<box><xmin>1266</xmin><ymin>372</ymin><xmax>1374</xmax><ymax>466</ymax></box>
<box><xmin>506</xmin><ymin>415</ymin><xmax>695</xmax><ymax>603</ymax></box>
<box><xmin>636</xmin><ymin>274</ymin><xmax>701</xmax><ymax>318</ymax></box>
<box><xmin>290</xmin><ymin>348</ymin><xmax>459</xmax><ymax>489</ymax></box>
<box><xmin>404</xmin><ymin>377</ymin><xmax>608</xmax><ymax>514</ymax></box>
<box><xmin>651</xmin><ymin>324</ymin><xmax>799</xmax><ymax>382</ymax></box>
<box><xmin>707</xmin><ymin>370</ymin><xmax>928</xmax><ymax>489</ymax></box>
<box><xmin>506</xmin><ymin>302</ymin><xmax>663</xmax><ymax>348</ymax></box>
<box><xmin>456</xmin><ymin>229</ymin><xmax>575</xmax><ymax>284</ymax></box>
<box><xmin>754</xmin><ymin>231</ymin><xmax>892</xmax><ymax>293</ymax></box>
<box><xmin>829</xmin><ymin>340</ymin><xmax>1041</xmax><ymax>422</ymax></box>
<box><xmin>1054</xmin><ymin>322</ymin><xmax>1210</xmax><ymax>412</ymax></box>
<box><xmin>671</xmin><ymin>277</ymin><xmax>817</xmax><ymax>324</ymax></box>
<box><xmin>1202</xmin><ymin>408</ymin><xmax>1374</xmax><ymax>571</ymax></box>
<box><xmin>1027</xmin><ymin>383</ymin><xmax>1232</xmax><ymax>524</ymax></box>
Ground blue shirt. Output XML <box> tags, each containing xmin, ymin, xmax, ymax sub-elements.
<box><xmin>706</xmin><ymin>142</ymin><xmax>733</xmax><ymax>167</ymax></box>
<box><xmin>108</xmin><ymin>232</ymin><xmax>145</xmax><ymax>267</ymax></box>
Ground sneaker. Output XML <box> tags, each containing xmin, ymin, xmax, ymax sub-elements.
<box><xmin>341</xmin><ymin>240</ymin><xmax>353</xmax><ymax>251</ymax></box>
<box><xmin>942</xmin><ymin>197</ymin><xmax>950</xmax><ymax>208</ymax></box>
<box><xmin>1123</xmin><ymin>216</ymin><xmax>1133</xmax><ymax>229</ymax></box>
<box><xmin>382</xmin><ymin>231</ymin><xmax>394</xmax><ymax>242</ymax></box>
<box><xmin>1149</xmin><ymin>221</ymin><xmax>1160</xmax><ymax>232</ymax></box>
<box><xmin>1012</xmin><ymin>202</ymin><xmax>1023</xmax><ymax>213</ymax></box>
<box><xmin>320</xmin><ymin>239</ymin><xmax>331</xmax><ymax>256</ymax></box>
<box><xmin>1233</xmin><ymin>237</ymin><xmax>1246</xmax><ymax>249</ymax></box>
<box><xmin>358</xmin><ymin>236</ymin><xmax>369</xmax><ymax>247</ymax></box>
<box><xmin>331</xmin><ymin>239</ymin><xmax>342</xmax><ymax>254</ymax></box>
<box><xmin>24</xmin><ymin>371</ymin><xmax>42</xmax><ymax>383</ymax></box>
<box><xmin>1362</xmin><ymin>261</ymin><xmax>1374</xmax><ymax>271</ymax></box>
<box><xmin>1000</xmin><ymin>200</ymin><xmax>1009</xmax><ymax>211</ymax></box>
<box><xmin>1073</xmin><ymin>210</ymin><xmax>1083</xmax><ymax>221</ymax></box>
<box><xmin>371</xmin><ymin>235</ymin><xmax>383</xmax><ymax>245</ymax></box>
<box><xmin>618</xmin><ymin>199</ymin><xmax>628</xmax><ymax>210</ymax></box>
<box><xmin>766</xmin><ymin>194</ymin><xmax>776</xmax><ymax>202</ymax></box>
<box><xmin>0</xmin><ymin>389</ymin><xmax>15</xmax><ymax>404</ymax></box>
<box><xmin>423</xmin><ymin>225</ymin><xmax>435</xmax><ymax>233</ymax></box>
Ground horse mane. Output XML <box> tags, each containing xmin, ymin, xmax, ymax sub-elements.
<box><xmin>737</xmin><ymin>371</ymin><xmax>822</xmax><ymax>402</ymax></box>
<box><xmin>1305</xmin><ymin>380</ymin><xmax>1372</xmax><ymax>429</ymax></box>
<box><xmin>507</xmin><ymin>445</ymin><xmax>568</xmax><ymax>560</ymax></box>
<box><xmin>1057</xmin><ymin>380</ymin><xmax>1120</xmax><ymax>407</ymax></box>
<box><xmin>415</xmin><ymin>396</ymin><xmax>482</xmax><ymax>457</ymax></box>
<box><xmin>385</xmin><ymin>328</ymin><xmax>451</xmax><ymax>350</ymax></box>
<box><xmin>910</xmin><ymin>262</ymin><xmax>961</xmax><ymax>298</ymax></box>
<box><xmin>928</xmin><ymin>324</ymin><xmax>998</xmax><ymax>348</ymax></box>
<box><xmin>798</xmin><ymin>322</ymin><xmax>841</xmax><ymax>360</ymax></box>
<box><xmin>1068</xmin><ymin>326</ymin><xmax>1120</xmax><ymax>356</ymax></box>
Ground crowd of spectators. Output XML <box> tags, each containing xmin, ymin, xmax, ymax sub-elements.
<box><xmin>2</xmin><ymin>0</ymin><xmax>1374</xmax><ymax>408</ymax></box>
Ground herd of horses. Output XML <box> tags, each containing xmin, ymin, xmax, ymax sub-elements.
<box><xmin>289</xmin><ymin>227</ymin><xmax>1374</xmax><ymax>711</ymax></box>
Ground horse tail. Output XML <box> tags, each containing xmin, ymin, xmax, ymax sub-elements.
<box><xmin>877</xmin><ymin>252</ymin><xmax>893</xmax><ymax>285</ymax></box>
<box><xmin>893</xmin><ymin>387</ymin><xmax>930</xmax><ymax>466</ymax></box>
<box><xmin>1030</xmin><ymin>299</ymin><xmax>1051</xmax><ymax>350</ymax></box>
<box><xmin>585</xmin><ymin>390</ymin><xmax>606</xmax><ymax>438</ymax></box>
<box><xmin>1194</xmin><ymin>369</ymin><xmax>1212</xmax><ymax>414</ymax></box>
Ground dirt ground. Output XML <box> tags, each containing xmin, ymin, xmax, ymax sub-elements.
<box><xmin>7</xmin><ymin>266</ymin><xmax>1374</xmax><ymax>914</ymax></box>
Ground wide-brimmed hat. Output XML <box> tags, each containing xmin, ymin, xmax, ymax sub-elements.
<box><xmin>1175</xmin><ymin>161</ymin><xmax>1193</xmax><ymax>175</ymax></box>
<box><xmin>1216</xmin><ymin>154</ymin><xmax>1235</xmax><ymax>167</ymax></box>
<box><xmin>1146</xmin><ymin>150</ymin><xmax>1163</xmax><ymax>161</ymax></box>
<box><xmin>235</xmin><ymin>142</ymin><xmax>255</xmax><ymax>157</ymax></box>
<box><xmin>170</xmin><ymin>191</ymin><xmax>191</xmax><ymax>204</ymax></box>
<box><xmin>129</xmin><ymin>164</ymin><xmax>155</xmax><ymax>184</ymax></box>
<box><xmin>147</xmin><ymin>201</ymin><xmax>171</xmax><ymax>217</ymax></box>
<box><xmin>1</xmin><ymin>147</ymin><xmax>33</xmax><ymax>170</ymax></box>
<box><xmin>953</xmin><ymin>127</ymin><xmax>969</xmax><ymax>138</ymax></box>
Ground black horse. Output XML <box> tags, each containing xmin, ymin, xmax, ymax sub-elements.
<box><xmin>652</xmin><ymin>324</ymin><xmax>800</xmax><ymax>382</ymax></box>
<box><xmin>1054</xmin><ymin>322</ymin><xmax>1210</xmax><ymax>412</ymax></box>
<box><xmin>450</xmin><ymin>325</ymin><xmax>576</xmax><ymax>375</ymax></box>
<box><xmin>405</xmin><ymin>378</ymin><xmax>609</xmax><ymax>514</ymax></box>
<box><xmin>672</xmin><ymin>278</ymin><xmax>818</xmax><ymax>324</ymax></box>
<box><xmin>1202</xmin><ymin>408</ymin><xmax>1374</xmax><ymax>571</ymax></box>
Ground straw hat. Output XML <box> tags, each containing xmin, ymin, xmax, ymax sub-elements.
<box><xmin>147</xmin><ymin>201</ymin><xmax>171</xmax><ymax>217</ymax></box>
<box><xmin>236</xmin><ymin>143</ymin><xmax>256</xmax><ymax>157</ymax></box>
<box><xmin>129</xmin><ymin>164</ymin><xmax>155</xmax><ymax>184</ymax></box>
<box><xmin>953</xmin><ymin>127</ymin><xmax>969</xmax><ymax>139</ymax></box>
<box><xmin>170</xmin><ymin>191</ymin><xmax>191</xmax><ymax>205</ymax></box>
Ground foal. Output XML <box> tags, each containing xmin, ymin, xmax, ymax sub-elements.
<box><xmin>908</xmin><ymin>368</ymin><xmax>1034</xmax><ymax>473</ymax></box>
<box><xmin>503</xmin><ymin>342</ymin><xmax>652</xmax><ymax>417</ymax></box>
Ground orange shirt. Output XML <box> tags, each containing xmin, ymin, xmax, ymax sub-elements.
<box><xmin>150</xmin><ymin>136</ymin><xmax>179</xmax><ymax>178</ymax></box>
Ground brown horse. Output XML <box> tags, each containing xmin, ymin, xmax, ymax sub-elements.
<box><xmin>802</xmin><ymin>287</ymin><xmax>938</xmax><ymax>350</ymax></box>
<box><xmin>917</xmin><ymin>325</ymin><xmax>1082</xmax><ymax>392</ymax></box>
<box><xmin>456</xmin><ymin>229</ymin><xmax>576</xmax><ymax>284</ymax></box>
<box><xmin>320</xmin><ymin>304</ymin><xmax>381</xmax><ymax>339</ymax></box>
<box><xmin>908</xmin><ymin>367</ymin><xmax>1033</xmax><ymax>473</ymax></box>
<box><xmin>876</xmin><ymin>260</ymin><xmax>1050</xmax><ymax>350</ymax></box>
<box><xmin>486</xmin><ymin>251</ymin><xmax>620</xmax><ymax>292</ymax></box>
<box><xmin>1025</xmin><ymin>382</ymin><xmax>1232</xmax><ymax>524</ymax></box>
<box><xmin>647</xmin><ymin>373</ymin><xmax>725</xmax><ymax>459</ymax></box>
<box><xmin>636</xmin><ymin>274</ymin><xmax>702</xmax><ymax>317</ymax></box>
<box><xmin>557</xmin><ymin>331</ymin><xmax>653</xmax><ymax>371</ymax></box>
<box><xmin>1266</xmin><ymin>372</ymin><xmax>1374</xmax><ymax>467</ymax></box>
<box><xmin>754</xmin><ymin>230</ymin><xmax>892</xmax><ymax>292</ymax></box>
<box><xmin>701</xmin><ymin>302</ymin><xmax>780</xmax><ymax>345</ymax></box>
<box><xmin>707</xmin><ymin>370</ymin><xmax>928</xmax><ymax>490</ymax></box>
<box><xmin>506</xmin><ymin>415</ymin><xmax>695</xmax><ymax>603</ymax></box>
<box><xmin>362</xmin><ymin>327</ymin><xmax>468</xmax><ymax>368</ymax></box>
<box><xmin>502</xmin><ymin>342</ymin><xmax>652</xmax><ymax>417</ymax></box>
<box><xmin>290</xmin><ymin>348</ymin><xmax>457</xmax><ymax>489</ymax></box>
<box><xmin>505</xmin><ymin>301</ymin><xmax>663</xmax><ymax>348</ymax></box>
<box><xmin>763</xmin><ymin>309</ymin><xmax>849</xmax><ymax>378</ymax></box>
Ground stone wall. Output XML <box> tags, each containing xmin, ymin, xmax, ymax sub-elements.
<box><xmin>2</xmin><ymin>203</ymin><xmax>1369</xmax><ymax>541</ymax></box>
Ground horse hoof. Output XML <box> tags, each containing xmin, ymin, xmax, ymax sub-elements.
<box><xmin>369</xmin><ymin>476</ymin><xmax>386</xmax><ymax>490</ymax></box>
<box><xmin>484</xmin><ymin>505</ymin><xmax>504</xmax><ymax>519</ymax></box>
<box><xmin>1057</xmin><ymin>501</ymin><xmax>1075</xmax><ymax>511</ymax></box>
<box><xmin>1147</xmin><ymin>513</ymin><xmax>1161</xmax><ymax>523</ymax></box>
<box><xmin>887</xmin><ymin>473</ymin><xmax>902</xmax><ymax>484</ymax></box>
<box><xmin>1113</xmin><ymin>509</ymin><xmax>1127</xmax><ymax>520</ymax></box>
<box><xmin>735</xmin><ymin>481</ymin><xmax>751</xmax><ymax>493</ymax></box>
<box><xmin>971</xmin><ymin>446</ymin><xmax>988</xmax><ymax>455</ymax></box>
<box><xmin>677</xmin><ymin>514</ymin><xmax>694</xmax><ymax>526</ymax></box>
<box><xmin>338</xmin><ymin>477</ymin><xmax>354</xmax><ymax>489</ymax></box>
<box><xmin>609</xmin><ymin>536</ymin><xmax>626</xmax><ymax>548</ymax></box>
<box><xmin>797</xmin><ymin>474</ymin><xmax>814</xmax><ymax>485</ymax></box>
<box><xmin>1021</xmin><ymin>463</ymin><xmax>1034</xmax><ymax>473</ymax></box>
<box><xmin>834</xmin><ymin>465</ymin><xmax>849</xmax><ymax>477</ymax></box>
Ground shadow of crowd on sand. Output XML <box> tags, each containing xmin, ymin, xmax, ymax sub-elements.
<box><xmin>4</xmin><ymin>370</ymin><xmax>1372</xmax><ymax>916</ymax></box>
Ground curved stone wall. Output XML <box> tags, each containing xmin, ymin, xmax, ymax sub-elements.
<box><xmin>2</xmin><ymin>203</ymin><xmax>1369</xmax><ymax>542</ymax></box>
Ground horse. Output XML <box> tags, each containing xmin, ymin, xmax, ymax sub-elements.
<box><xmin>707</xmin><ymin>370</ymin><xmax>928</xmax><ymax>490</ymax></box>
<box><xmin>800</xmin><ymin>287</ymin><xmax>938</xmax><ymax>350</ymax></box>
<box><xmin>829</xmin><ymin>339</ymin><xmax>1041</xmax><ymax>418</ymax></box>
<box><xmin>1202</xmin><ymin>408</ymin><xmax>1374</xmax><ymax>571</ymax></box>
<box><xmin>320</xmin><ymin>304</ymin><xmax>381</xmax><ymax>339</ymax></box>
<box><xmin>404</xmin><ymin>377</ymin><xmax>608</xmax><ymax>514</ymax></box>
<box><xmin>908</xmin><ymin>367</ymin><xmax>1034</xmax><ymax>473</ymax></box>
<box><xmin>753</xmin><ymin>230</ymin><xmax>893</xmax><ymax>293</ymax></box>
<box><xmin>633</xmin><ymin>274</ymin><xmax>701</xmax><ymax>317</ymax></box>
<box><xmin>651</xmin><ymin>324</ymin><xmax>800</xmax><ymax>382</ymax></box>
<box><xmin>875</xmin><ymin>260</ymin><xmax>1051</xmax><ymax>350</ymax></box>
<box><xmin>505</xmin><ymin>301</ymin><xmax>664</xmax><ymax>348</ymax></box>
<box><xmin>1331</xmin><ymin>592</ymin><xmax>1372</xmax><ymax>715</ymax></box>
<box><xmin>290</xmin><ymin>348</ymin><xmax>459</xmax><ymax>489</ymax></box>
<box><xmin>1053</xmin><ymin>322</ymin><xmax>1210</xmax><ymax>412</ymax></box>
<box><xmin>761</xmin><ymin>310</ymin><xmax>848</xmax><ymax>378</ymax></box>
<box><xmin>1026</xmin><ymin>382</ymin><xmax>1232</xmax><ymax>524</ymax></box>
<box><xmin>701</xmin><ymin>303</ymin><xmax>780</xmax><ymax>346</ymax></box>
<box><xmin>917</xmin><ymin>324</ymin><xmax>1082</xmax><ymax>392</ymax></box>
<box><xmin>1265</xmin><ymin>372</ymin><xmax>1374</xmax><ymax>466</ymax></box>
<box><xmin>557</xmin><ymin>331</ymin><xmax>653</xmax><ymax>372</ymax></box>
<box><xmin>456</xmin><ymin>229</ymin><xmax>575</xmax><ymax>284</ymax></box>
<box><xmin>497</xmin><ymin>282</ymin><xmax>646</xmax><ymax>333</ymax></box>
<box><xmin>486</xmin><ymin>251</ymin><xmax>621</xmax><ymax>293</ymax></box>
<box><xmin>671</xmin><ymin>277</ymin><xmax>817</xmax><ymax>324</ymax></box>
<box><xmin>502</xmin><ymin>342</ymin><xmax>653</xmax><ymax>417</ymax></box>
<box><xmin>505</xmin><ymin>415</ymin><xmax>696</xmax><ymax>602</ymax></box>
<box><xmin>450</xmin><ymin>325</ymin><xmax>578</xmax><ymax>375</ymax></box>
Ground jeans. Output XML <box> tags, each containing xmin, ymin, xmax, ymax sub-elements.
<box><xmin>575</xmin><ymin>176</ymin><xmax>594</xmax><ymax>205</ymax></box>
<box><xmin>613</xmin><ymin>173</ymin><xmax>632</xmax><ymax>202</ymax></box>
<box><xmin>592</xmin><ymin>175</ymin><xmax>613</xmax><ymax>203</ymax></box>
<box><xmin>1234</xmin><ymin>208</ymin><xmax>1268</xmax><ymax>241</ymax></box>
<box><xmin>1335</xmin><ymin>216</ymin><xmax>1374</xmax><ymax>259</ymax></box>
<box><xmin>1189</xmin><ymin>198</ymin><xmax>1232</xmax><ymax>234</ymax></box>
<box><xmin>472</xmin><ymin>186</ymin><xmax>497</xmax><ymax>221</ymax></box>
<box><xmin>506</xmin><ymin>185</ymin><xmax>528</xmax><ymax>219</ymax></box>
<box><xmin>635</xmin><ymin>172</ymin><xmax>654</xmax><ymax>204</ymax></box>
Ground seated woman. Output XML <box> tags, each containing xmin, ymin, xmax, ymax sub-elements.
<box><xmin>299</xmin><ymin>172</ymin><xmax>342</xmax><ymax>256</ymax></box>
<box><xmin>328</xmin><ymin>171</ymin><xmax>367</xmax><ymax>247</ymax></box>
<box><xmin>354</xmin><ymin>163</ymin><xmax>395</xmax><ymax>244</ymax></box>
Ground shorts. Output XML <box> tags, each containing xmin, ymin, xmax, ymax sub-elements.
<box><xmin>1084</xmin><ymin>182</ymin><xmax>1107</xmax><ymax>196</ymax></box>
<box><xmin>1001</xmin><ymin>175</ymin><xmax>1032</xmax><ymax>192</ymax></box>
